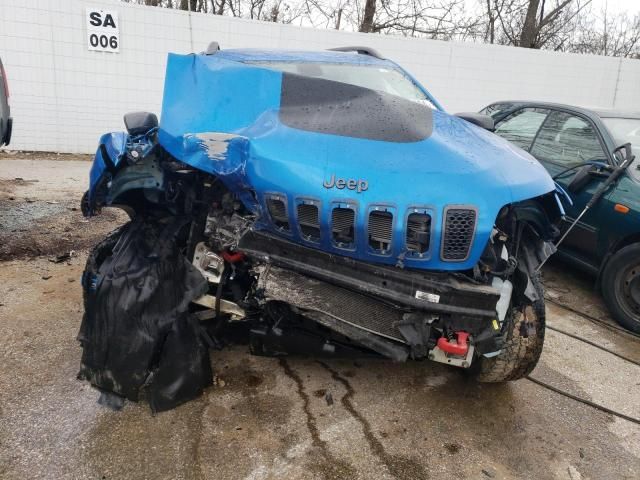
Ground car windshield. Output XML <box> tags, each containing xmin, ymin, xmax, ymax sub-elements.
<box><xmin>601</xmin><ymin>117</ymin><xmax>640</xmax><ymax>180</ymax></box>
<box><xmin>249</xmin><ymin>61</ymin><xmax>433</xmax><ymax>106</ymax></box>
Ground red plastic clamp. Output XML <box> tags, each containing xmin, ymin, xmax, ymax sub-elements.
<box><xmin>222</xmin><ymin>250</ymin><xmax>245</xmax><ymax>263</ymax></box>
<box><xmin>437</xmin><ymin>332</ymin><xmax>470</xmax><ymax>356</ymax></box>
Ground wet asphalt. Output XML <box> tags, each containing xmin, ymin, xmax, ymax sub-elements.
<box><xmin>1</xmin><ymin>156</ymin><xmax>639</xmax><ymax>480</ymax></box>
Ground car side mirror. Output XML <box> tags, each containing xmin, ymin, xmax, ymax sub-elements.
<box><xmin>455</xmin><ymin>113</ymin><xmax>495</xmax><ymax>132</ymax></box>
<box><xmin>613</xmin><ymin>142</ymin><xmax>634</xmax><ymax>164</ymax></box>
<box><xmin>124</xmin><ymin>111</ymin><xmax>158</xmax><ymax>136</ymax></box>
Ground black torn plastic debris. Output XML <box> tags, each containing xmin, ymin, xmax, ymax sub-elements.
<box><xmin>77</xmin><ymin>218</ymin><xmax>210</xmax><ymax>413</ymax></box>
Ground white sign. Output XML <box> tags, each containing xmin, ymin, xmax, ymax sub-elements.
<box><xmin>86</xmin><ymin>8</ymin><xmax>119</xmax><ymax>53</ymax></box>
<box><xmin>415</xmin><ymin>290</ymin><xmax>440</xmax><ymax>303</ymax></box>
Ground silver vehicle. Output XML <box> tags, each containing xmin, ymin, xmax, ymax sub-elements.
<box><xmin>0</xmin><ymin>57</ymin><xmax>12</xmax><ymax>146</ymax></box>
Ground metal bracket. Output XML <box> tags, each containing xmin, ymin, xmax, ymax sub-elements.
<box><xmin>192</xmin><ymin>295</ymin><xmax>246</xmax><ymax>321</ymax></box>
<box><xmin>192</xmin><ymin>242</ymin><xmax>224</xmax><ymax>283</ymax></box>
<box><xmin>428</xmin><ymin>342</ymin><xmax>475</xmax><ymax>368</ymax></box>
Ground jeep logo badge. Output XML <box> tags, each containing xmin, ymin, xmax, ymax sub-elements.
<box><xmin>323</xmin><ymin>174</ymin><xmax>368</xmax><ymax>193</ymax></box>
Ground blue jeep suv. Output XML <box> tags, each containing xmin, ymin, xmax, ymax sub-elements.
<box><xmin>78</xmin><ymin>45</ymin><xmax>563</xmax><ymax>411</ymax></box>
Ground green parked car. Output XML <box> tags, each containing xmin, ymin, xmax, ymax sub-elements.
<box><xmin>481</xmin><ymin>101</ymin><xmax>640</xmax><ymax>333</ymax></box>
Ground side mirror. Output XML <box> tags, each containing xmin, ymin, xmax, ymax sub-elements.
<box><xmin>455</xmin><ymin>113</ymin><xmax>495</xmax><ymax>132</ymax></box>
<box><xmin>613</xmin><ymin>142</ymin><xmax>634</xmax><ymax>164</ymax></box>
<box><xmin>124</xmin><ymin>111</ymin><xmax>158</xmax><ymax>136</ymax></box>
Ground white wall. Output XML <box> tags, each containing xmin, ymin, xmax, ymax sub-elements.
<box><xmin>1</xmin><ymin>0</ymin><xmax>639</xmax><ymax>153</ymax></box>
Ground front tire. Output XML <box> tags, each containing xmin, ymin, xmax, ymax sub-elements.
<box><xmin>473</xmin><ymin>273</ymin><xmax>546</xmax><ymax>382</ymax></box>
<box><xmin>601</xmin><ymin>243</ymin><xmax>640</xmax><ymax>334</ymax></box>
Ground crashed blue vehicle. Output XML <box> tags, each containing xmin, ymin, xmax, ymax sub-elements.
<box><xmin>79</xmin><ymin>45</ymin><xmax>562</xmax><ymax>411</ymax></box>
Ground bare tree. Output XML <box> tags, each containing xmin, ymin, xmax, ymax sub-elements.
<box><xmin>354</xmin><ymin>0</ymin><xmax>479</xmax><ymax>38</ymax></box>
<box><xmin>570</xmin><ymin>5</ymin><xmax>640</xmax><ymax>58</ymax></box>
<box><xmin>179</xmin><ymin>0</ymin><xmax>198</xmax><ymax>10</ymax></box>
<box><xmin>122</xmin><ymin>0</ymin><xmax>640</xmax><ymax>58</ymax></box>
<box><xmin>299</xmin><ymin>0</ymin><xmax>350</xmax><ymax>29</ymax></box>
<box><xmin>359</xmin><ymin>0</ymin><xmax>375</xmax><ymax>32</ymax></box>
<box><xmin>472</xmin><ymin>0</ymin><xmax>595</xmax><ymax>49</ymax></box>
<box><xmin>519</xmin><ymin>0</ymin><xmax>583</xmax><ymax>48</ymax></box>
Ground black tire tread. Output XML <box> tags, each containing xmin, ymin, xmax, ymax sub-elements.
<box><xmin>601</xmin><ymin>243</ymin><xmax>640</xmax><ymax>334</ymax></box>
<box><xmin>475</xmin><ymin>274</ymin><xmax>546</xmax><ymax>382</ymax></box>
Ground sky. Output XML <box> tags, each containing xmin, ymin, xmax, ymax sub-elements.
<box><xmin>592</xmin><ymin>0</ymin><xmax>640</xmax><ymax>14</ymax></box>
<box><xmin>465</xmin><ymin>0</ymin><xmax>640</xmax><ymax>16</ymax></box>
<box><xmin>593</xmin><ymin>0</ymin><xmax>640</xmax><ymax>13</ymax></box>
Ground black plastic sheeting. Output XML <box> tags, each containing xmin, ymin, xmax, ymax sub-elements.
<box><xmin>279</xmin><ymin>73</ymin><xmax>434</xmax><ymax>143</ymax></box>
<box><xmin>77</xmin><ymin>218</ymin><xmax>211</xmax><ymax>413</ymax></box>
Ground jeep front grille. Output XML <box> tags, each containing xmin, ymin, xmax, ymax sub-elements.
<box><xmin>406</xmin><ymin>212</ymin><xmax>431</xmax><ymax>254</ymax></box>
<box><xmin>265</xmin><ymin>197</ymin><xmax>477</xmax><ymax>264</ymax></box>
<box><xmin>331</xmin><ymin>207</ymin><xmax>355</xmax><ymax>247</ymax></box>
<box><xmin>266</xmin><ymin>196</ymin><xmax>289</xmax><ymax>231</ymax></box>
<box><xmin>368</xmin><ymin>210</ymin><xmax>393</xmax><ymax>253</ymax></box>
<box><xmin>442</xmin><ymin>207</ymin><xmax>476</xmax><ymax>261</ymax></box>
<box><xmin>297</xmin><ymin>203</ymin><xmax>320</xmax><ymax>241</ymax></box>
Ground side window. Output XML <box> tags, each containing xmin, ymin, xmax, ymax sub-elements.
<box><xmin>494</xmin><ymin>108</ymin><xmax>550</xmax><ymax>151</ymax></box>
<box><xmin>530</xmin><ymin>112</ymin><xmax>607</xmax><ymax>166</ymax></box>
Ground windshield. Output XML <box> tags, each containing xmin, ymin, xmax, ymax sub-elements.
<box><xmin>602</xmin><ymin>117</ymin><xmax>640</xmax><ymax>180</ymax></box>
<box><xmin>249</xmin><ymin>61</ymin><xmax>433</xmax><ymax>106</ymax></box>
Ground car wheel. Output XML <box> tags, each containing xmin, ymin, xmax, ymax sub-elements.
<box><xmin>601</xmin><ymin>243</ymin><xmax>640</xmax><ymax>334</ymax></box>
<box><xmin>473</xmin><ymin>273</ymin><xmax>546</xmax><ymax>382</ymax></box>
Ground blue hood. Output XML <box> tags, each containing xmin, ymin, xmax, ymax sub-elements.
<box><xmin>156</xmin><ymin>53</ymin><xmax>554</xmax><ymax>271</ymax></box>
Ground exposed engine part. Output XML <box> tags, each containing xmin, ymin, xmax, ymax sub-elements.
<box><xmin>204</xmin><ymin>193</ymin><xmax>256</xmax><ymax>250</ymax></box>
<box><xmin>192</xmin><ymin>295</ymin><xmax>246</xmax><ymax>321</ymax></box>
<box><xmin>192</xmin><ymin>242</ymin><xmax>224</xmax><ymax>283</ymax></box>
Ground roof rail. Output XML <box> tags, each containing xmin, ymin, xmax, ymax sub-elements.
<box><xmin>204</xmin><ymin>41</ymin><xmax>220</xmax><ymax>55</ymax></box>
<box><xmin>328</xmin><ymin>46</ymin><xmax>385</xmax><ymax>60</ymax></box>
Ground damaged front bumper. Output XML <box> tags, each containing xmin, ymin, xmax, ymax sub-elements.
<box><xmin>239</xmin><ymin>231</ymin><xmax>504</xmax><ymax>364</ymax></box>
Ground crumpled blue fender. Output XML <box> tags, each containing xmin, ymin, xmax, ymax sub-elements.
<box><xmin>88</xmin><ymin>132</ymin><xmax>128</xmax><ymax>206</ymax></box>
